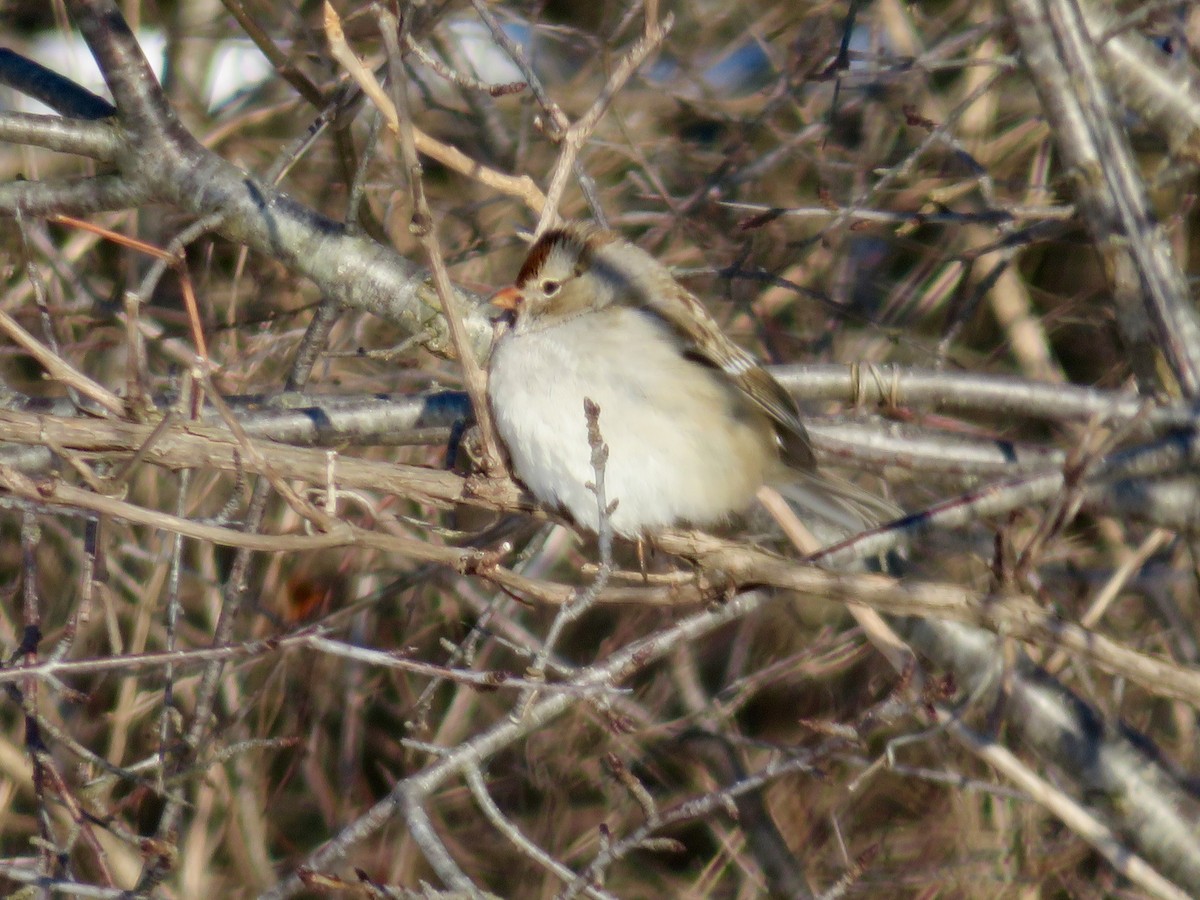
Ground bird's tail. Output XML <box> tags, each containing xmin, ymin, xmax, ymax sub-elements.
<box><xmin>769</xmin><ymin>469</ymin><xmax>902</xmax><ymax>550</ymax></box>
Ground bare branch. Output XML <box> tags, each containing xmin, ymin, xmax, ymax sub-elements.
<box><xmin>0</xmin><ymin>112</ymin><xmax>121</xmax><ymax>160</ymax></box>
<box><xmin>0</xmin><ymin>47</ymin><xmax>115</xmax><ymax>118</ymax></box>
<box><xmin>1006</xmin><ymin>0</ymin><xmax>1200</xmax><ymax>396</ymax></box>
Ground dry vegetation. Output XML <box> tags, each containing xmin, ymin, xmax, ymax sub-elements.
<box><xmin>0</xmin><ymin>0</ymin><xmax>1199</xmax><ymax>897</ymax></box>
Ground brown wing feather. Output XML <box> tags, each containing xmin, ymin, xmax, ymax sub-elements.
<box><xmin>580</xmin><ymin>227</ymin><xmax>816</xmax><ymax>470</ymax></box>
<box><xmin>648</xmin><ymin>280</ymin><xmax>817</xmax><ymax>470</ymax></box>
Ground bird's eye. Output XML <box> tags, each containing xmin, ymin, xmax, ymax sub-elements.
<box><xmin>541</xmin><ymin>279</ymin><xmax>561</xmax><ymax>296</ymax></box>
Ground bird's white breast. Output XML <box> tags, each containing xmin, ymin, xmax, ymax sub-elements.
<box><xmin>487</xmin><ymin>307</ymin><xmax>774</xmax><ymax>536</ymax></box>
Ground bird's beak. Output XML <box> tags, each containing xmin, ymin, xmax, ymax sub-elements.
<box><xmin>490</xmin><ymin>286</ymin><xmax>522</xmax><ymax>311</ymax></box>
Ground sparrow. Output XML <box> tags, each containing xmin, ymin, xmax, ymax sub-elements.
<box><xmin>486</xmin><ymin>222</ymin><xmax>887</xmax><ymax>540</ymax></box>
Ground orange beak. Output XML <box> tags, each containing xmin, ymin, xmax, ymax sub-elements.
<box><xmin>490</xmin><ymin>285</ymin><xmax>522</xmax><ymax>311</ymax></box>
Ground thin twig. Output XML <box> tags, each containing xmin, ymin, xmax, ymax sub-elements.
<box><xmin>468</xmin><ymin>0</ymin><xmax>570</xmax><ymax>136</ymax></box>
<box><xmin>260</xmin><ymin>589</ymin><xmax>770</xmax><ymax>899</ymax></box>
<box><xmin>944</xmin><ymin>717</ymin><xmax>1190</xmax><ymax>900</ymax></box>
<box><xmin>516</xmin><ymin>398</ymin><xmax>615</xmax><ymax>717</ymax></box>
<box><xmin>372</xmin><ymin>3</ymin><xmax>506</xmax><ymax>476</ymax></box>
<box><xmin>535</xmin><ymin>12</ymin><xmax>674</xmax><ymax>233</ymax></box>
<box><xmin>757</xmin><ymin>484</ymin><xmax>916</xmax><ymax>675</ymax></box>
<box><xmin>404</xmin><ymin>34</ymin><xmax>527</xmax><ymax>96</ymax></box>
<box><xmin>464</xmin><ymin>762</ymin><xmax>618</xmax><ymax>900</ymax></box>
<box><xmin>324</xmin><ymin>2</ymin><xmax>546</xmax><ymax>213</ymax></box>
<box><xmin>0</xmin><ymin>305</ymin><xmax>126</xmax><ymax>417</ymax></box>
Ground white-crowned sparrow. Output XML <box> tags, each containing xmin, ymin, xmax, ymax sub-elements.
<box><xmin>486</xmin><ymin>222</ymin><xmax>887</xmax><ymax>540</ymax></box>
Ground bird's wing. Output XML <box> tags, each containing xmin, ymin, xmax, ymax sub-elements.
<box><xmin>647</xmin><ymin>280</ymin><xmax>817</xmax><ymax>470</ymax></box>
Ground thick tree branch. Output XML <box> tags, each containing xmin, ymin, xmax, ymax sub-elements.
<box><xmin>0</xmin><ymin>47</ymin><xmax>115</xmax><ymax>118</ymax></box>
<box><xmin>0</xmin><ymin>112</ymin><xmax>121</xmax><ymax>160</ymax></box>
<box><xmin>0</xmin><ymin>174</ymin><xmax>148</xmax><ymax>216</ymax></box>
<box><xmin>1006</xmin><ymin>0</ymin><xmax>1200</xmax><ymax>397</ymax></box>
<box><xmin>0</xmin><ymin>1</ymin><xmax>495</xmax><ymax>360</ymax></box>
